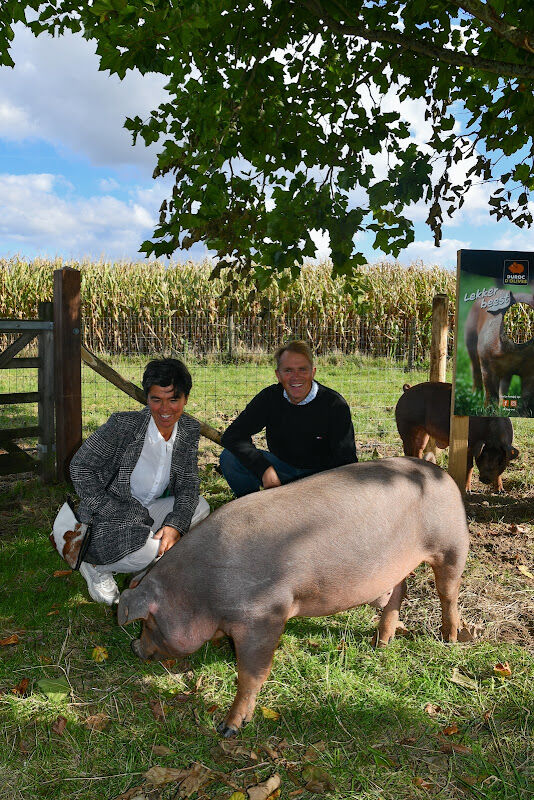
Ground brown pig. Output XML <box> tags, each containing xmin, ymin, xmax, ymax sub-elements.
<box><xmin>118</xmin><ymin>457</ymin><xmax>469</xmax><ymax>737</ymax></box>
<box><xmin>395</xmin><ymin>381</ymin><xmax>518</xmax><ymax>492</ymax></box>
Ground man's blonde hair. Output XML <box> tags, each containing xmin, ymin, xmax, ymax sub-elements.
<box><xmin>274</xmin><ymin>340</ymin><xmax>314</xmax><ymax>369</ymax></box>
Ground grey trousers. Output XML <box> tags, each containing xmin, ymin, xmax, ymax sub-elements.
<box><xmin>97</xmin><ymin>495</ymin><xmax>210</xmax><ymax>575</ymax></box>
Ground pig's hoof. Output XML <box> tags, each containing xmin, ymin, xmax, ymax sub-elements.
<box><xmin>130</xmin><ymin>638</ymin><xmax>144</xmax><ymax>659</ymax></box>
<box><xmin>216</xmin><ymin>721</ymin><xmax>238</xmax><ymax>738</ymax></box>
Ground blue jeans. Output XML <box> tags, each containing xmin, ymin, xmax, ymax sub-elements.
<box><xmin>219</xmin><ymin>449</ymin><xmax>314</xmax><ymax>498</ymax></box>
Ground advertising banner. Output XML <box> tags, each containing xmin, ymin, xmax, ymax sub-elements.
<box><xmin>455</xmin><ymin>249</ymin><xmax>534</xmax><ymax>418</ymax></box>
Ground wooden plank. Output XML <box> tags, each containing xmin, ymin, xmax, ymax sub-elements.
<box><xmin>0</xmin><ymin>450</ymin><xmax>38</xmax><ymax>475</ymax></box>
<box><xmin>3</xmin><ymin>358</ymin><xmax>40</xmax><ymax>369</ymax></box>
<box><xmin>425</xmin><ymin>293</ymin><xmax>449</xmax><ymax>457</ymax></box>
<box><xmin>448</xmin><ymin>254</ymin><xmax>468</xmax><ymax>493</ymax></box>
<box><xmin>38</xmin><ymin>301</ymin><xmax>56</xmax><ymax>483</ymax></box>
<box><xmin>54</xmin><ymin>268</ymin><xmax>82</xmax><ymax>481</ymax></box>
<box><xmin>0</xmin><ymin>331</ymin><xmax>37</xmax><ymax>369</ymax></box>
<box><xmin>0</xmin><ymin>426</ymin><xmax>40</xmax><ymax>440</ymax></box>
<box><xmin>0</xmin><ymin>320</ymin><xmax>53</xmax><ymax>331</ymax></box>
<box><xmin>81</xmin><ymin>344</ymin><xmax>223</xmax><ymax>445</ymax></box>
<box><xmin>0</xmin><ymin>391</ymin><xmax>40</xmax><ymax>404</ymax></box>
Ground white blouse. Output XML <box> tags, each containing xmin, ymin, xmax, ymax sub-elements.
<box><xmin>130</xmin><ymin>416</ymin><xmax>177</xmax><ymax>506</ymax></box>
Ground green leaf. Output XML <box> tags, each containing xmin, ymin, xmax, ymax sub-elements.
<box><xmin>37</xmin><ymin>677</ymin><xmax>71</xmax><ymax>703</ymax></box>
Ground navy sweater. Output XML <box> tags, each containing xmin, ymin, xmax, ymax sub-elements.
<box><xmin>221</xmin><ymin>382</ymin><xmax>357</xmax><ymax>478</ymax></box>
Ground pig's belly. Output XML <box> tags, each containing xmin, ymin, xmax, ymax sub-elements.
<box><xmin>288</xmin><ymin>556</ymin><xmax>421</xmax><ymax>619</ymax></box>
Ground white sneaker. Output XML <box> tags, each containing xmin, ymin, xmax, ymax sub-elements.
<box><xmin>79</xmin><ymin>562</ymin><xmax>120</xmax><ymax>605</ymax></box>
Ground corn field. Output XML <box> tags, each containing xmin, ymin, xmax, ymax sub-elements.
<box><xmin>1</xmin><ymin>256</ymin><xmax>533</xmax><ymax>358</ymax></box>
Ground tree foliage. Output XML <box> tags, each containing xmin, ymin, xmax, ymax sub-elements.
<box><xmin>2</xmin><ymin>1</ymin><xmax>534</xmax><ymax>289</ymax></box>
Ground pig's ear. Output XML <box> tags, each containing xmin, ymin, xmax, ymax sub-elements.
<box><xmin>473</xmin><ymin>441</ymin><xmax>485</xmax><ymax>458</ymax></box>
<box><xmin>509</xmin><ymin>446</ymin><xmax>519</xmax><ymax>460</ymax></box>
<box><xmin>117</xmin><ymin>587</ymin><xmax>151</xmax><ymax>626</ymax></box>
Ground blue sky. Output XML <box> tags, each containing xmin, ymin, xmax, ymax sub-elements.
<box><xmin>0</xmin><ymin>24</ymin><xmax>532</xmax><ymax>269</ymax></box>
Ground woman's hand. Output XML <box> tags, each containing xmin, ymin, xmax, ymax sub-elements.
<box><xmin>153</xmin><ymin>525</ymin><xmax>181</xmax><ymax>556</ymax></box>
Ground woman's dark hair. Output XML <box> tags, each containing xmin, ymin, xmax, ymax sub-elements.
<box><xmin>142</xmin><ymin>358</ymin><xmax>192</xmax><ymax>398</ymax></box>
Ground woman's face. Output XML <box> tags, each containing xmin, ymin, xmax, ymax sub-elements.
<box><xmin>147</xmin><ymin>384</ymin><xmax>188</xmax><ymax>440</ymax></box>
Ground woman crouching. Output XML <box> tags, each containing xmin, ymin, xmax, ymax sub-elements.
<box><xmin>70</xmin><ymin>358</ymin><xmax>210</xmax><ymax>605</ymax></box>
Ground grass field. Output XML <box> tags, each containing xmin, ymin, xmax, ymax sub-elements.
<box><xmin>0</xmin><ymin>357</ymin><xmax>533</xmax><ymax>800</ymax></box>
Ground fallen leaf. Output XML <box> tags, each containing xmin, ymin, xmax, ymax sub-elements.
<box><xmin>301</xmin><ymin>765</ymin><xmax>336</xmax><ymax>793</ymax></box>
<box><xmin>450</xmin><ymin>668</ymin><xmax>478</xmax><ymax>691</ymax></box>
<box><xmin>457</xmin><ymin>619</ymin><xmax>483</xmax><ymax>642</ymax></box>
<box><xmin>84</xmin><ymin>712</ymin><xmax>110</xmax><ymax>731</ymax></box>
<box><xmin>423</xmin><ymin>703</ymin><xmax>442</xmax><ymax>717</ymax></box>
<box><xmin>53</xmin><ymin>569</ymin><xmax>72</xmax><ymax>577</ymax></box>
<box><xmin>149</xmin><ymin>699</ymin><xmax>166</xmax><ymax>721</ymax></box>
<box><xmin>51</xmin><ymin>716</ymin><xmax>67</xmax><ymax>735</ymax></box>
<box><xmin>437</xmin><ymin>735</ymin><xmax>472</xmax><ymax>755</ymax></box>
<box><xmin>260</xmin><ymin>707</ymin><xmax>280</xmax><ymax>721</ymax></box>
<box><xmin>111</xmin><ymin>787</ymin><xmax>147</xmax><ymax>800</ymax></box>
<box><xmin>144</xmin><ymin>766</ymin><xmax>190</xmax><ymax>786</ymax></box>
<box><xmin>228</xmin><ymin>794</ymin><xmax>247</xmax><ymax>800</ymax></box>
<box><xmin>413</xmin><ymin>777</ymin><xmax>435</xmax><ymax>791</ymax></box>
<box><xmin>18</xmin><ymin>738</ymin><xmax>32</xmax><ymax>755</ymax></box>
<box><xmin>173</xmin><ymin>691</ymin><xmax>193</xmax><ymax>703</ymax></box>
<box><xmin>494</xmin><ymin>661</ymin><xmax>512</xmax><ymax>678</ymax></box>
<box><xmin>509</xmin><ymin>524</ymin><xmax>527</xmax><ymax>534</ymax></box>
<box><xmin>11</xmin><ymin>678</ymin><xmax>30</xmax><ymax>696</ymax></box>
<box><xmin>218</xmin><ymin>740</ymin><xmax>256</xmax><ymax>760</ymax></box>
<box><xmin>442</xmin><ymin>723</ymin><xmax>459</xmax><ymax>736</ymax></box>
<box><xmin>206</xmin><ymin>703</ymin><xmax>219</xmax><ymax>714</ymax></box>
<box><xmin>288</xmin><ymin>791</ymin><xmax>304</xmax><ymax>798</ymax></box>
<box><xmin>37</xmin><ymin>677</ymin><xmax>70</xmax><ymax>702</ymax></box>
<box><xmin>259</xmin><ymin>743</ymin><xmax>280</xmax><ymax>760</ymax></box>
<box><xmin>46</xmin><ymin>610</ymin><xmax>59</xmax><ymax>616</ymax></box>
<box><xmin>483</xmin><ymin>709</ymin><xmax>493</xmax><ymax>721</ymax></box>
<box><xmin>517</xmin><ymin>565</ymin><xmax>534</xmax><ymax>580</ymax></box>
<box><xmin>178</xmin><ymin>762</ymin><xmax>212</xmax><ymax>797</ymax></box>
<box><xmin>306</xmin><ymin>639</ymin><xmax>320</xmax><ymax>649</ymax></box>
<box><xmin>152</xmin><ymin>745</ymin><xmax>172</xmax><ymax>756</ymax></box>
<box><xmin>247</xmin><ymin>774</ymin><xmax>281</xmax><ymax>800</ymax></box>
<box><xmin>0</xmin><ymin>634</ymin><xmax>19</xmax><ymax>646</ymax></box>
<box><xmin>92</xmin><ymin>645</ymin><xmax>109</xmax><ymax>663</ymax></box>
<box><xmin>194</xmin><ymin>675</ymin><xmax>204</xmax><ymax>692</ymax></box>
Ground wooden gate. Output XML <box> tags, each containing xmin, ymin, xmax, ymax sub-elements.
<box><xmin>0</xmin><ymin>302</ymin><xmax>55</xmax><ymax>482</ymax></box>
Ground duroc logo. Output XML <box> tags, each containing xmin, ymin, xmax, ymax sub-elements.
<box><xmin>503</xmin><ymin>259</ymin><xmax>529</xmax><ymax>285</ymax></box>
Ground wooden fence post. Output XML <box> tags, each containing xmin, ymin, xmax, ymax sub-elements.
<box><xmin>429</xmin><ymin>294</ymin><xmax>449</xmax><ymax>382</ymax></box>
<box><xmin>38</xmin><ymin>301</ymin><xmax>56</xmax><ymax>483</ymax></box>
<box><xmin>449</xmin><ymin>255</ymin><xmax>468</xmax><ymax>493</ymax></box>
<box><xmin>54</xmin><ymin>268</ymin><xmax>82</xmax><ymax>482</ymax></box>
<box><xmin>425</xmin><ymin>294</ymin><xmax>449</xmax><ymax>457</ymax></box>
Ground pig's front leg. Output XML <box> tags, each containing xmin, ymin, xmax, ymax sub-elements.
<box><xmin>217</xmin><ymin>619</ymin><xmax>286</xmax><ymax>737</ymax></box>
<box><xmin>372</xmin><ymin>579</ymin><xmax>407</xmax><ymax>647</ymax></box>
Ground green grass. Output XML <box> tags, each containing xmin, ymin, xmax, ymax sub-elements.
<box><xmin>1</xmin><ymin>357</ymin><xmax>533</xmax><ymax>799</ymax></box>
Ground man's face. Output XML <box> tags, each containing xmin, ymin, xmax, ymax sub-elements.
<box><xmin>147</xmin><ymin>384</ymin><xmax>188</xmax><ymax>439</ymax></box>
<box><xmin>275</xmin><ymin>351</ymin><xmax>316</xmax><ymax>405</ymax></box>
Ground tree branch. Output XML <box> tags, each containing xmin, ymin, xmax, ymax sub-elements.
<box><xmin>299</xmin><ymin>0</ymin><xmax>534</xmax><ymax>79</ymax></box>
<box><xmin>448</xmin><ymin>0</ymin><xmax>534</xmax><ymax>54</ymax></box>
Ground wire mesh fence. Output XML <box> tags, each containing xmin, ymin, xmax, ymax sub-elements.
<box><xmin>0</xmin><ymin>313</ymin><xmax>453</xmax><ymax>465</ymax></box>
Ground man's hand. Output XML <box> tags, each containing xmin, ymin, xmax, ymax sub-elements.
<box><xmin>262</xmin><ymin>466</ymin><xmax>282</xmax><ymax>489</ymax></box>
<box><xmin>153</xmin><ymin>525</ymin><xmax>181</xmax><ymax>556</ymax></box>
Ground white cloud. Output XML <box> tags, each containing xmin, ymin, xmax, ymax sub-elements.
<box><xmin>0</xmin><ymin>25</ymin><xmax>168</xmax><ymax>170</ymax></box>
<box><xmin>397</xmin><ymin>237</ymin><xmax>469</xmax><ymax>268</ymax></box>
<box><xmin>0</xmin><ymin>173</ymin><xmax>159</xmax><ymax>258</ymax></box>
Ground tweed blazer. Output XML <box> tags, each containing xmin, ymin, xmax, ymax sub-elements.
<box><xmin>70</xmin><ymin>407</ymin><xmax>201</xmax><ymax>565</ymax></box>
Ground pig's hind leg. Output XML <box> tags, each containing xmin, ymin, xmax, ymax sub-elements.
<box><xmin>372</xmin><ymin>579</ymin><xmax>407</xmax><ymax>647</ymax></box>
<box><xmin>430</xmin><ymin>553</ymin><xmax>466</xmax><ymax>643</ymax></box>
<box><xmin>217</xmin><ymin>617</ymin><xmax>286</xmax><ymax>737</ymax></box>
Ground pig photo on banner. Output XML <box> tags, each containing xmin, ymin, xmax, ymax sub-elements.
<box><xmin>455</xmin><ymin>249</ymin><xmax>534</xmax><ymax>418</ymax></box>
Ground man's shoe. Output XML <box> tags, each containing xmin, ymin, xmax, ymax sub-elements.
<box><xmin>79</xmin><ymin>562</ymin><xmax>120</xmax><ymax>605</ymax></box>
